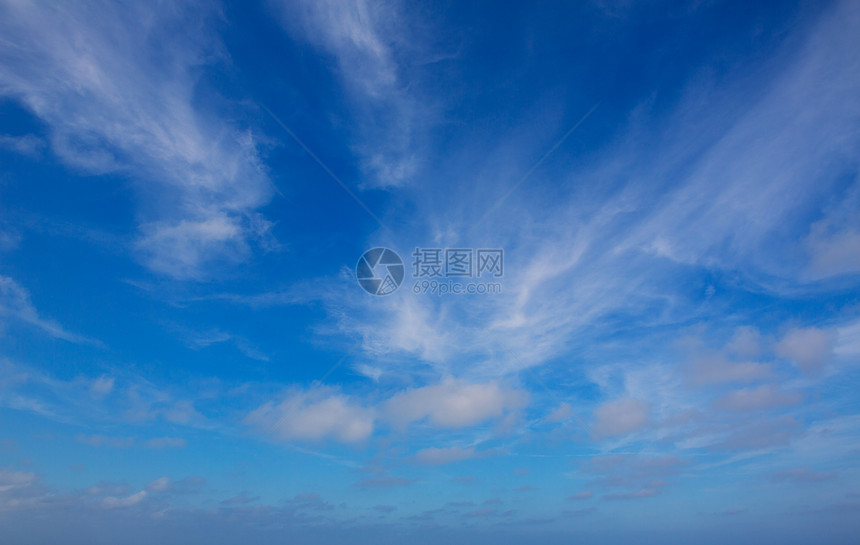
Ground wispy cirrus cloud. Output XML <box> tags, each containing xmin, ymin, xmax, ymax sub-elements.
<box><xmin>0</xmin><ymin>276</ymin><xmax>95</xmax><ymax>344</ymax></box>
<box><xmin>0</xmin><ymin>0</ymin><xmax>276</xmax><ymax>278</ymax></box>
<box><xmin>271</xmin><ymin>0</ymin><xmax>441</xmax><ymax>188</ymax></box>
<box><xmin>295</xmin><ymin>0</ymin><xmax>860</xmax><ymax>386</ymax></box>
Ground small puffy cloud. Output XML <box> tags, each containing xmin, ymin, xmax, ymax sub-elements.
<box><xmin>714</xmin><ymin>385</ymin><xmax>802</xmax><ymax>412</ymax></box>
<box><xmin>412</xmin><ymin>446</ymin><xmax>478</xmax><ymax>465</ymax></box>
<box><xmin>776</xmin><ymin>327</ymin><xmax>837</xmax><ymax>373</ymax></box>
<box><xmin>76</xmin><ymin>435</ymin><xmax>135</xmax><ymax>449</ymax></box>
<box><xmin>146</xmin><ymin>477</ymin><xmax>171</xmax><ymax>493</ymax></box>
<box><xmin>0</xmin><ymin>468</ymin><xmax>35</xmax><ymax>489</ymax></box>
<box><xmin>726</xmin><ymin>327</ymin><xmax>763</xmax><ymax>359</ymax></box>
<box><xmin>567</xmin><ymin>491</ymin><xmax>593</xmax><ymax>500</ymax></box>
<box><xmin>591</xmin><ymin>398</ymin><xmax>650</xmax><ymax>438</ymax></box>
<box><xmin>354</xmin><ymin>364</ymin><xmax>383</xmax><ymax>382</ymax></box>
<box><xmin>770</xmin><ymin>468</ymin><xmax>837</xmax><ymax>483</ymax></box>
<box><xmin>836</xmin><ymin>319</ymin><xmax>860</xmax><ymax>356</ymax></box>
<box><xmin>163</xmin><ymin>400</ymin><xmax>206</xmax><ymax>426</ymax></box>
<box><xmin>806</xmin><ymin>223</ymin><xmax>860</xmax><ymax>279</ymax></box>
<box><xmin>603</xmin><ymin>489</ymin><xmax>659</xmax><ymax>500</ymax></box>
<box><xmin>464</xmin><ymin>508</ymin><xmax>499</xmax><ymax>518</ymax></box>
<box><xmin>686</xmin><ymin>354</ymin><xmax>772</xmax><ymax>386</ymax></box>
<box><xmin>89</xmin><ymin>376</ymin><xmax>114</xmax><ymax>398</ymax></box>
<box><xmin>679</xmin><ymin>335</ymin><xmax>771</xmax><ymax>386</ymax></box>
<box><xmin>584</xmin><ymin>454</ymin><xmax>688</xmax><ymax>499</ymax></box>
<box><xmin>144</xmin><ymin>437</ymin><xmax>187</xmax><ymax>449</ymax></box>
<box><xmin>102</xmin><ymin>490</ymin><xmax>147</xmax><ymax>509</ymax></box>
<box><xmin>246</xmin><ymin>386</ymin><xmax>374</xmax><ymax>443</ymax></box>
<box><xmin>221</xmin><ymin>493</ymin><xmax>259</xmax><ymax>505</ymax></box>
<box><xmin>353</xmin><ymin>477</ymin><xmax>416</xmax><ymax>489</ymax></box>
<box><xmin>145</xmin><ymin>476</ymin><xmax>205</xmax><ymax>494</ymax></box>
<box><xmin>384</xmin><ymin>378</ymin><xmax>528</xmax><ymax>429</ymax></box>
<box><xmin>714</xmin><ymin>416</ymin><xmax>801</xmax><ymax>451</ymax></box>
<box><xmin>85</xmin><ymin>482</ymin><xmax>133</xmax><ymax>497</ymax></box>
<box><xmin>546</xmin><ymin>402</ymin><xmax>574</xmax><ymax>423</ymax></box>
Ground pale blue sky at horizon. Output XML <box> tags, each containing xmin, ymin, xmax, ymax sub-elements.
<box><xmin>1</xmin><ymin>1</ymin><xmax>860</xmax><ymax>543</ymax></box>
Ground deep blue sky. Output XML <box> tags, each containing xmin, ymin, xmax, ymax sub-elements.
<box><xmin>2</xmin><ymin>1</ymin><xmax>860</xmax><ymax>543</ymax></box>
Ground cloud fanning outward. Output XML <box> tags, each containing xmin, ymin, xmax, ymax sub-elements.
<box><xmin>0</xmin><ymin>0</ymin><xmax>859</xmax><ymax>543</ymax></box>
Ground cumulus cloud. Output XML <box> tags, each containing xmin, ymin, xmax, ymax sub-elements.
<box><xmin>0</xmin><ymin>467</ymin><xmax>38</xmax><ymax>510</ymax></box>
<box><xmin>89</xmin><ymin>376</ymin><xmax>115</xmax><ymax>398</ymax></box>
<box><xmin>146</xmin><ymin>477</ymin><xmax>171</xmax><ymax>493</ymax></box>
<box><xmin>76</xmin><ymin>434</ymin><xmax>135</xmax><ymax>449</ymax></box>
<box><xmin>353</xmin><ymin>476</ymin><xmax>416</xmax><ymax>489</ymax></box>
<box><xmin>775</xmin><ymin>327</ymin><xmax>837</xmax><ymax>373</ymax></box>
<box><xmin>102</xmin><ymin>490</ymin><xmax>147</xmax><ymax>509</ymax></box>
<box><xmin>583</xmin><ymin>454</ymin><xmax>688</xmax><ymax>500</ymax></box>
<box><xmin>546</xmin><ymin>402</ymin><xmax>574</xmax><ymax>423</ymax></box>
<box><xmin>726</xmin><ymin>327</ymin><xmax>764</xmax><ymax>359</ymax></box>
<box><xmin>245</xmin><ymin>386</ymin><xmax>374</xmax><ymax>443</ymax></box>
<box><xmin>603</xmin><ymin>489</ymin><xmax>659</xmax><ymax>501</ymax></box>
<box><xmin>770</xmin><ymin>468</ymin><xmax>837</xmax><ymax>483</ymax></box>
<box><xmin>591</xmin><ymin>398</ymin><xmax>650</xmax><ymax>438</ymax></box>
<box><xmin>714</xmin><ymin>385</ymin><xmax>802</xmax><ymax>412</ymax></box>
<box><xmin>684</xmin><ymin>351</ymin><xmax>772</xmax><ymax>386</ymax></box>
<box><xmin>567</xmin><ymin>491</ymin><xmax>593</xmax><ymax>500</ymax></box>
<box><xmin>144</xmin><ymin>437</ymin><xmax>188</xmax><ymax>449</ymax></box>
<box><xmin>384</xmin><ymin>378</ymin><xmax>528</xmax><ymax>429</ymax></box>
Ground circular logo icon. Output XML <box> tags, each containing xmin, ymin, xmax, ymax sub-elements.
<box><xmin>356</xmin><ymin>248</ymin><xmax>404</xmax><ymax>296</ymax></box>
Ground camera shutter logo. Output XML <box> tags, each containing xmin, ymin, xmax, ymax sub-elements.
<box><xmin>356</xmin><ymin>248</ymin><xmax>404</xmax><ymax>295</ymax></box>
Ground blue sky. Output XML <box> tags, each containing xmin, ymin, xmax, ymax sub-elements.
<box><xmin>1</xmin><ymin>0</ymin><xmax>860</xmax><ymax>543</ymax></box>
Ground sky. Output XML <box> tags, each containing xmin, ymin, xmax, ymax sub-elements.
<box><xmin>1</xmin><ymin>0</ymin><xmax>860</xmax><ymax>543</ymax></box>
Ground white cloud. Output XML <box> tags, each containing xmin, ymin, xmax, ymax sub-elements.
<box><xmin>591</xmin><ymin>398</ymin><xmax>650</xmax><ymax>438</ymax></box>
<box><xmin>102</xmin><ymin>490</ymin><xmax>147</xmax><ymax>509</ymax></box>
<box><xmin>246</xmin><ymin>386</ymin><xmax>374</xmax><ymax>443</ymax></box>
<box><xmin>775</xmin><ymin>327</ymin><xmax>837</xmax><ymax>373</ymax></box>
<box><xmin>411</xmin><ymin>446</ymin><xmax>478</xmax><ymax>465</ymax></box>
<box><xmin>384</xmin><ymin>378</ymin><xmax>528</xmax><ymax>429</ymax></box>
<box><xmin>312</xmin><ymin>0</ymin><xmax>860</xmax><ymax>384</ymax></box>
<box><xmin>806</xmin><ymin>227</ymin><xmax>860</xmax><ymax>279</ymax></box>
<box><xmin>0</xmin><ymin>1</ymin><xmax>275</xmax><ymax>278</ymax></box>
<box><xmin>146</xmin><ymin>477</ymin><xmax>171</xmax><ymax>493</ymax></box>
<box><xmin>353</xmin><ymin>364</ymin><xmax>383</xmax><ymax>382</ymax></box>
<box><xmin>714</xmin><ymin>385</ymin><xmax>803</xmax><ymax>412</ymax></box>
<box><xmin>144</xmin><ymin>437</ymin><xmax>187</xmax><ymax>449</ymax></box>
<box><xmin>89</xmin><ymin>376</ymin><xmax>114</xmax><ymax>398</ymax></box>
<box><xmin>163</xmin><ymin>400</ymin><xmax>206</xmax><ymax>426</ymax></box>
<box><xmin>726</xmin><ymin>327</ymin><xmax>764</xmax><ymax>359</ymax></box>
<box><xmin>680</xmin><ymin>336</ymin><xmax>772</xmax><ymax>386</ymax></box>
<box><xmin>273</xmin><ymin>0</ymin><xmax>431</xmax><ymax>188</ymax></box>
<box><xmin>0</xmin><ymin>276</ymin><xmax>93</xmax><ymax>344</ymax></box>
<box><xmin>686</xmin><ymin>354</ymin><xmax>772</xmax><ymax>386</ymax></box>
<box><xmin>0</xmin><ymin>133</ymin><xmax>44</xmax><ymax>156</ymax></box>
<box><xmin>836</xmin><ymin>319</ymin><xmax>860</xmax><ymax>356</ymax></box>
<box><xmin>76</xmin><ymin>434</ymin><xmax>135</xmax><ymax>449</ymax></box>
<box><xmin>546</xmin><ymin>402</ymin><xmax>574</xmax><ymax>423</ymax></box>
<box><xmin>0</xmin><ymin>467</ymin><xmax>43</xmax><ymax>511</ymax></box>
